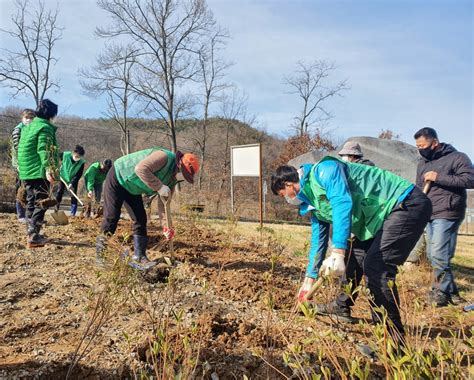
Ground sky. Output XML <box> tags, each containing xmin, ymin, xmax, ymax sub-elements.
<box><xmin>0</xmin><ymin>0</ymin><xmax>473</xmax><ymax>157</ymax></box>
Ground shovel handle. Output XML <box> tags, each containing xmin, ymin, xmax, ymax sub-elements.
<box><xmin>304</xmin><ymin>277</ymin><xmax>324</xmax><ymax>301</ymax></box>
<box><xmin>160</xmin><ymin>195</ymin><xmax>174</xmax><ymax>257</ymax></box>
<box><xmin>423</xmin><ymin>180</ymin><xmax>432</xmax><ymax>194</ymax></box>
<box><xmin>60</xmin><ymin>177</ymin><xmax>84</xmax><ymax>206</ymax></box>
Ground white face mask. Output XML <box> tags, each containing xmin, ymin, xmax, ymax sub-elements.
<box><xmin>341</xmin><ymin>155</ymin><xmax>350</xmax><ymax>162</ymax></box>
<box><xmin>285</xmin><ymin>195</ymin><xmax>303</xmax><ymax>206</ymax></box>
<box><xmin>72</xmin><ymin>155</ymin><xmax>81</xmax><ymax>162</ymax></box>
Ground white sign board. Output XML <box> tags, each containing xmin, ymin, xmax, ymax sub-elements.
<box><xmin>231</xmin><ymin>144</ymin><xmax>261</xmax><ymax>177</ymax></box>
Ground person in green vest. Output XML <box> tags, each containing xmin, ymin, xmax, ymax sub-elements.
<box><xmin>271</xmin><ymin>156</ymin><xmax>432</xmax><ymax>341</ymax></box>
<box><xmin>17</xmin><ymin>99</ymin><xmax>59</xmax><ymax>248</ymax></box>
<box><xmin>96</xmin><ymin>148</ymin><xmax>200</xmax><ymax>267</ymax></box>
<box><xmin>54</xmin><ymin>145</ymin><xmax>86</xmax><ymax>216</ymax></box>
<box><xmin>84</xmin><ymin>159</ymin><xmax>113</xmax><ymax>204</ymax></box>
<box><xmin>11</xmin><ymin>108</ymin><xmax>36</xmax><ymax>222</ymax></box>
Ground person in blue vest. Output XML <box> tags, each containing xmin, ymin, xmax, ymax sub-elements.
<box><xmin>54</xmin><ymin>145</ymin><xmax>86</xmax><ymax>216</ymax></box>
<box><xmin>271</xmin><ymin>156</ymin><xmax>432</xmax><ymax>341</ymax></box>
<box><xmin>96</xmin><ymin>148</ymin><xmax>199</xmax><ymax>267</ymax></box>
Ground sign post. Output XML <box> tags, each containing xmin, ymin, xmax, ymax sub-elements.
<box><xmin>230</xmin><ymin>143</ymin><xmax>263</xmax><ymax>228</ymax></box>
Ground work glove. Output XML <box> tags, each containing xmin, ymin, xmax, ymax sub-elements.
<box><xmin>297</xmin><ymin>277</ymin><xmax>315</xmax><ymax>302</ymax></box>
<box><xmin>67</xmin><ymin>183</ymin><xmax>73</xmax><ymax>191</ymax></box>
<box><xmin>163</xmin><ymin>226</ymin><xmax>175</xmax><ymax>241</ymax></box>
<box><xmin>87</xmin><ymin>191</ymin><xmax>93</xmax><ymax>198</ymax></box>
<box><xmin>157</xmin><ymin>184</ymin><xmax>171</xmax><ymax>197</ymax></box>
<box><xmin>320</xmin><ymin>249</ymin><xmax>346</xmax><ymax>278</ymax></box>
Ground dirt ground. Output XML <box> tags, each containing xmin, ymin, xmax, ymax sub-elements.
<box><xmin>0</xmin><ymin>212</ymin><xmax>472</xmax><ymax>379</ymax></box>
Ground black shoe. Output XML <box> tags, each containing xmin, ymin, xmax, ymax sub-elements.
<box><xmin>315</xmin><ymin>302</ymin><xmax>356</xmax><ymax>323</ymax></box>
<box><xmin>27</xmin><ymin>234</ymin><xmax>48</xmax><ymax>248</ymax></box>
<box><xmin>427</xmin><ymin>290</ymin><xmax>450</xmax><ymax>307</ymax></box>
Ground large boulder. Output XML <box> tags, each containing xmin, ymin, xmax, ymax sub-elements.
<box><xmin>288</xmin><ymin>136</ymin><xmax>420</xmax><ymax>182</ymax></box>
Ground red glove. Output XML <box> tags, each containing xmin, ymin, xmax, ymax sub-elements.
<box><xmin>298</xmin><ymin>277</ymin><xmax>315</xmax><ymax>302</ymax></box>
<box><xmin>163</xmin><ymin>226</ymin><xmax>175</xmax><ymax>241</ymax></box>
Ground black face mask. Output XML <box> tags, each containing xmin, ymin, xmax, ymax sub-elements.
<box><xmin>418</xmin><ymin>147</ymin><xmax>435</xmax><ymax>160</ymax></box>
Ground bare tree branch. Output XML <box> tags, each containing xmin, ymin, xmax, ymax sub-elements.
<box><xmin>79</xmin><ymin>43</ymin><xmax>139</xmax><ymax>154</ymax></box>
<box><xmin>97</xmin><ymin>0</ymin><xmax>217</xmax><ymax>154</ymax></box>
<box><xmin>194</xmin><ymin>26</ymin><xmax>231</xmax><ymax>191</ymax></box>
<box><xmin>284</xmin><ymin>60</ymin><xmax>349</xmax><ymax>136</ymax></box>
<box><xmin>0</xmin><ymin>0</ymin><xmax>62</xmax><ymax>106</ymax></box>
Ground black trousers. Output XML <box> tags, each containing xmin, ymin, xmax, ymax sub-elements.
<box><xmin>101</xmin><ymin>167</ymin><xmax>147</xmax><ymax>236</ymax></box>
<box><xmin>336</xmin><ymin>237</ymin><xmax>373</xmax><ymax>309</ymax></box>
<box><xmin>15</xmin><ymin>173</ymin><xmax>22</xmax><ymax>194</ymax></box>
<box><xmin>24</xmin><ymin>178</ymin><xmax>50</xmax><ymax>228</ymax></box>
<box><xmin>55</xmin><ymin>181</ymin><xmax>78</xmax><ymax>206</ymax></box>
<box><xmin>363</xmin><ymin>186</ymin><xmax>432</xmax><ymax>336</ymax></box>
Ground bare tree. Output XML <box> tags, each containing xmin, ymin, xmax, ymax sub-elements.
<box><xmin>284</xmin><ymin>60</ymin><xmax>348</xmax><ymax>136</ymax></box>
<box><xmin>80</xmin><ymin>44</ymin><xmax>138</xmax><ymax>155</ymax></box>
<box><xmin>193</xmin><ymin>27</ymin><xmax>231</xmax><ymax>190</ymax></box>
<box><xmin>0</xmin><ymin>0</ymin><xmax>62</xmax><ymax>106</ymax></box>
<box><xmin>96</xmin><ymin>0</ymin><xmax>217</xmax><ymax>154</ymax></box>
<box><xmin>214</xmin><ymin>88</ymin><xmax>251</xmax><ymax>213</ymax></box>
<box><xmin>378</xmin><ymin>128</ymin><xmax>400</xmax><ymax>140</ymax></box>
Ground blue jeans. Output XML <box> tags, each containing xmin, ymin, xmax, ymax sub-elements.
<box><xmin>426</xmin><ymin>219</ymin><xmax>461</xmax><ymax>296</ymax></box>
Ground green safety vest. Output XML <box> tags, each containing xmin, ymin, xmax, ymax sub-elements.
<box><xmin>301</xmin><ymin>156</ymin><xmax>413</xmax><ymax>241</ymax></box>
<box><xmin>84</xmin><ymin>162</ymin><xmax>107</xmax><ymax>192</ymax></box>
<box><xmin>114</xmin><ymin>148</ymin><xmax>177</xmax><ymax>196</ymax></box>
<box><xmin>60</xmin><ymin>151</ymin><xmax>85</xmax><ymax>183</ymax></box>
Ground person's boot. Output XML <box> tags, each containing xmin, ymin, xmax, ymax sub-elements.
<box><xmin>26</xmin><ymin>222</ymin><xmax>47</xmax><ymax>248</ymax></box>
<box><xmin>427</xmin><ymin>289</ymin><xmax>450</xmax><ymax>307</ymax></box>
<box><xmin>131</xmin><ymin>235</ymin><xmax>155</xmax><ymax>268</ymax></box>
<box><xmin>16</xmin><ymin>201</ymin><xmax>26</xmax><ymax>223</ymax></box>
<box><xmin>96</xmin><ymin>235</ymin><xmax>108</xmax><ymax>267</ymax></box>
<box><xmin>314</xmin><ymin>301</ymin><xmax>356</xmax><ymax>323</ymax></box>
<box><xmin>70</xmin><ymin>204</ymin><xmax>78</xmax><ymax>217</ymax></box>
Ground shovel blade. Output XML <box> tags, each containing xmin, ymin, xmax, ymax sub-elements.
<box><xmin>51</xmin><ymin>211</ymin><xmax>69</xmax><ymax>225</ymax></box>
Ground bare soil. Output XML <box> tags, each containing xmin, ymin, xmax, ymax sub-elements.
<box><xmin>0</xmin><ymin>213</ymin><xmax>472</xmax><ymax>379</ymax></box>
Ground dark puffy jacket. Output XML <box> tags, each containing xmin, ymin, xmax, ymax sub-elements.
<box><xmin>353</xmin><ymin>157</ymin><xmax>375</xmax><ymax>166</ymax></box>
<box><xmin>416</xmin><ymin>143</ymin><xmax>474</xmax><ymax>220</ymax></box>
<box><xmin>18</xmin><ymin>117</ymin><xmax>58</xmax><ymax>180</ymax></box>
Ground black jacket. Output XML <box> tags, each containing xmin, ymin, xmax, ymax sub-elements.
<box><xmin>353</xmin><ymin>157</ymin><xmax>375</xmax><ymax>166</ymax></box>
<box><xmin>416</xmin><ymin>143</ymin><xmax>474</xmax><ymax>220</ymax></box>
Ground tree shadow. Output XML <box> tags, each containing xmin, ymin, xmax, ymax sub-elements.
<box><xmin>451</xmin><ymin>263</ymin><xmax>474</xmax><ymax>279</ymax></box>
<box><xmin>48</xmin><ymin>239</ymin><xmax>92</xmax><ymax>248</ymax></box>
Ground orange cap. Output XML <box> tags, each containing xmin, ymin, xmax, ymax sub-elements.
<box><xmin>180</xmin><ymin>153</ymin><xmax>200</xmax><ymax>184</ymax></box>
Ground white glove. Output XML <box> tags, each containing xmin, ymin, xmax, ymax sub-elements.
<box><xmin>320</xmin><ymin>250</ymin><xmax>346</xmax><ymax>278</ymax></box>
<box><xmin>87</xmin><ymin>191</ymin><xmax>93</xmax><ymax>198</ymax></box>
<box><xmin>157</xmin><ymin>184</ymin><xmax>171</xmax><ymax>197</ymax></box>
<box><xmin>298</xmin><ymin>277</ymin><xmax>315</xmax><ymax>302</ymax></box>
<box><xmin>67</xmin><ymin>183</ymin><xmax>73</xmax><ymax>190</ymax></box>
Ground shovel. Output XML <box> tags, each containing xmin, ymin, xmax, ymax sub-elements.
<box><xmin>60</xmin><ymin>177</ymin><xmax>84</xmax><ymax>206</ymax></box>
<box><xmin>51</xmin><ymin>208</ymin><xmax>69</xmax><ymax>225</ymax></box>
<box><xmin>160</xmin><ymin>194</ymin><xmax>174</xmax><ymax>265</ymax></box>
<box><xmin>303</xmin><ymin>277</ymin><xmax>325</xmax><ymax>301</ymax></box>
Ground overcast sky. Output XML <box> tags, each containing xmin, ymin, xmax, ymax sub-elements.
<box><xmin>0</xmin><ymin>0</ymin><xmax>472</xmax><ymax>157</ymax></box>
